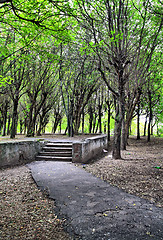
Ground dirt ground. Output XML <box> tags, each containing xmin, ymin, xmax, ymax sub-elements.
<box><xmin>0</xmin><ymin>135</ymin><xmax>162</xmax><ymax>239</ymax></box>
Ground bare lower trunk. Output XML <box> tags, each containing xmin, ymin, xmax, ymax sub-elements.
<box><xmin>89</xmin><ymin>107</ymin><xmax>93</xmax><ymax>133</ymax></box>
<box><xmin>82</xmin><ymin>110</ymin><xmax>84</xmax><ymax>134</ymax></box>
<box><xmin>7</xmin><ymin>115</ymin><xmax>11</xmax><ymax>135</ymax></box>
<box><xmin>112</xmin><ymin>103</ymin><xmax>122</xmax><ymax>159</ymax></box>
<box><xmin>10</xmin><ymin>99</ymin><xmax>18</xmax><ymax>139</ymax></box>
<box><xmin>107</xmin><ymin>103</ymin><xmax>111</xmax><ymax>141</ymax></box>
<box><xmin>98</xmin><ymin>104</ymin><xmax>102</xmax><ymax>133</ymax></box>
<box><xmin>144</xmin><ymin>113</ymin><xmax>148</xmax><ymax>136</ymax></box>
<box><xmin>121</xmin><ymin>118</ymin><xmax>126</xmax><ymax>150</ymax></box>
<box><xmin>2</xmin><ymin>103</ymin><xmax>8</xmax><ymax>136</ymax></box>
<box><xmin>137</xmin><ymin>97</ymin><xmax>140</xmax><ymax>140</ymax></box>
<box><xmin>147</xmin><ymin>91</ymin><xmax>152</xmax><ymax>142</ymax></box>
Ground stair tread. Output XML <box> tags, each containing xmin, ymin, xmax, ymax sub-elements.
<box><xmin>46</xmin><ymin>143</ymin><xmax>72</xmax><ymax>146</ymax></box>
<box><xmin>43</xmin><ymin>147</ymin><xmax>72</xmax><ymax>150</ymax></box>
<box><xmin>39</xmin><ymin>151</ymin><xmax>72</xmax><ymax>154</ymax></box>
<box><xmin>36</xmin><ymin>141</ymin><xmax>73</xmax><ymax>162</ymax></box>
<box><xmin>37</xmin><ymin>156</ymin><xmax>72</xmax><ymax>158</ymax></box>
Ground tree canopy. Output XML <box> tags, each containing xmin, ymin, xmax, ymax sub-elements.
<box><xmin>0</xmin><ymin>0</ymin><xmax>162</xmax><ymax>159</ymax></box>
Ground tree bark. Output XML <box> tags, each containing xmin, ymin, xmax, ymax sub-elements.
<box><xmin>89</xmin><ymin>106</ymin><xmax>93</xmax><ymax>133</ymax></box>
<box><xmin>10</xmin><ymin>99</ymin><xmax>18</xmax><ymax>138</ymax></box>
<box><xmin>98</xmin><ymin>104</ymin><xmax>102</xmax><ymax>133</ymax></box>
<box><xmin>107</xmin><ymin>103</ymin><xmax>111</xmax><ymax>141</ymax></box>
<box><xmin>147</xmin><ymin>91</ymin><xmax>152</xmax><ymax>142</ymax></box>
<box><xmin>2</xmin><ymin>101</ymin><xmax>8</xmax><ymax>136</ymax></box>
<box><xmin>7</xmin><ymin>115</ymin><xmax>11</xmax><ymax>135</ymax></box>
<box><xmin>144</xmin><ymin>113</ymin><xmax>148</xmax><ymax>136</ymax></box>
<box><xmin>112</xmin><ymin>102</ymin><xmax>122</xmax><ymax>159</ymax></box>
<box><xmin>53</xmin><ymin>113</ymin><xmax>61</xmax><ymax>133</ymax></box>
<box><xmin>82</xmin><ymin>110</ymin><xmax>84</xmax><ymax>134</ymax></box>
<box><xmin>137</xmin><ymin>99</ymin><xmax>140</xmax><ymax>140</ymax></box>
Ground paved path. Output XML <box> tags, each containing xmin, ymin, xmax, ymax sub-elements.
<box><xmin>27</xmin><ymin>161</ymin><xmax>163</xmax><ymax>240</ymax></box>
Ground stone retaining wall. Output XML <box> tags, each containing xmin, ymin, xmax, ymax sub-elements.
<box><xmin>0</xmin><ymin>140</ymin><xmax>45</xmax><ymax>168</ymax></box>
<box><xmin>72</xmin><ymin>135</ymin><xmax>107</xmax><ymax>163</ymax></box>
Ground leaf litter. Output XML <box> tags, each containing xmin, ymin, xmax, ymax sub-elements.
<box><xmin>0</xmin><ymin>166</ymin><xmax>72</xmax><ymax>240</ymax></box>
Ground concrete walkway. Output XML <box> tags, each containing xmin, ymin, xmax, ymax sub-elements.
<box><xmin>27</xmin><ymin>161</ymin><xmax>163</xmax><ymax>240</ymax></box>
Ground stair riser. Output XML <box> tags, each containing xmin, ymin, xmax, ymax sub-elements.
<box><xmin>39</xmin><ymin>152</ymin><xmax>72</xmax><ymax>157</ymax></box>
<box><xmin>42</xmin><ymin>147</ymin><xmax>72</xmax><ymax>152</ymax></box>
<box><xmin>36</xmin><ymin>156</ymin><xmax>72</xmax><ymax>161</ymax></box>
<box><xmin>36</xmin><ymin>142</ymin><xmax>73</xmax><ymax>162</ymax></box>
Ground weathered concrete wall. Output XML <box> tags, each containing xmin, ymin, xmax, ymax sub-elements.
<box><xmin>72</xmin><ymin>135</ymin><xmax>107</xmax><ymax>163</ymax></box>
<box><xmin>0</xmin><ymin>140</ymin><xmax>45</xmax><ymax>168</ymax></box>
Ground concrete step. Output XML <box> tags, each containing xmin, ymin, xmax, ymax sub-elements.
<box><xmin>36</xmin><ymin>141</ymin><xmax>73</xmax><ymax>162</ymax></box>
<box><xmin>46</xmin><ymin>143</ymin><xmax>72</xmax><ymax>147</ymax></box>
<box><xmin>42</xmin><ymin>147</ymin><xmax>72</xmax><ymax>152</ymax></box>
<box><xmin>36</xmin><ymin>155</ymin><xmax>72</xmax><ymax>161</ymax></box>
<box><xmin>39</xmin><ymin>151</ymin><xmax>72</xmax><ymax>157</ymax></box>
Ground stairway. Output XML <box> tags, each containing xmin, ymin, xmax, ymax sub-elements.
<box><xmin>36</xmin><ymin>142</ymin><xmax>72</xmax><ymax>162</ymax></box>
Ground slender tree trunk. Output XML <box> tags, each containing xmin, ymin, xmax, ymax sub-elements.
<box><xmin>0</xmin><ymin>119</ymin><xmax>2</xmax><ymax>135</ymax></box>
<box><xmin>147</xmin><ymin>91</ymin><xmax>152</xmax><ymax>142</ymax></box>
<box><xmin>53</xmin><ymin>113</ymin><xmax>61</xmax><ymax>133</ymax></box>
<box><xmin>89</xmin><ymin>107</ymin><xmax>93</xmax><ymax>133</ymax></box>
<box><xmin>27</xmin><ymin>105</ymin><xmax>34</xmax><ymax>137</ymax></box>
<box><xmin>59</xmin><ymin>119</ymin><xmax>62</xmax><ymax>133</ymax></box>
<box><xmin>107</xmin><ymin>102</ymin><xmax>110</xmax><ymax>141</ymax></box>
<box><xmin>82</xmin><ymin>110</ymin><xmax>84</xmax><ymax>134</ymax></box>
<box><xmin>121</xmin><ymin>118</ymin><xmax>126</xmax><ymax>150</ymax></box>
<box><xmin>95</xmin><ymin>122</ymin><xmax>99</xmax><ymax>134</ymax></box>
<box><xmin>137</xmin><ymin>100</ymin><xmax>140</xmax><ymax>140</ymax></box>
<box><xmin>10</xmin><ymin>99</ymin><xmax>18</xmax><ymax>138</ymax></box>
<box><xmin>151</xmin><ymin>120</ymin><xmax>154</xmax><ymax>135</ymax></box>
<box><xmin>112</xmin><ymin>102</ymin><xmax>122</xmax><ymax>159</ymax></box>
<box><xmin>2</xmin><ymin>101</ymin><xmax>8</xmax><ymax>136</ymax></box>
<box><xmin>98</xmin><ymin>104</ymin><xmax>102</xmax><ymax>134</ymax></box>
<box><xmin>144</xmin><ymin>113</ymin><xmax>148</xmax><ymax>136</ymax></box>
<box><xmin>37</xmin><ymin>116</ymin><xmax>43</xmax><ymax>136</ymax></box>
<box><xmin>20</xmin><ymin>119</ymin><xmax>23</xmax><ymax>134</ymax></box>
<box><xmin>24</xmin><ymin>118</ymin><xmax>27</xmax><ymax>135</ymax></box>
<box><xmin>7</xmin><ymin>115</ymin><xmax>11</xmax><ymax>135</ymax></box>
<box><xmin>92</xmin><ymin>114</ymin><xmax>97</xmax><ymax>134</ymax></box>
<box><xmin>120</xmin><ymin>88</ymin><xmax>126</xmax><ymax>150</ymax></box>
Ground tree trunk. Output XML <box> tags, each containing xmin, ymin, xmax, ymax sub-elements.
<box><xmin>53</xmin><ymin>113</ymin><xmax>61</xmax><ymax>133</ymax></box>
<box><xmin>143</xmin><ymin>113</ymin><xmax>148</xmax><ymax>136</ymax></box>
<box><xmin>121</xmin><ymin>118</ymin><xmax>126</xmax><ymax>150</ymax></box>
<box><xmin>137</xmin><ymin>100</ymin><xmax>140</xmax><ymax>140</ymax></box>
<box><xmin>112</xmin><ymin>102</ymin><xmax>122</xmax><ymax>159</ymax></box>
<box><xmin>147</xmin><ymin>91</ymin><xmax>152</xmax><ymax>142</ymax></box>
<box><xmin>98</xmin><ymin>104</ymin><xmax>102</xmax><ymax>133</ymax></box>
<box><xmin>59</xmin><ymin>119</ymin><xmax>62</xmax><ymax>133</ymax></box>
<box><xmin>107</xmin><ymin>102</ymin><xmax>111</xmax><ymax>142</ymax></box>
<box><xmin>37</xmin><ymin>116</ymin><xmax>43</xmax><ymax>136</ymax></box>
<box><xmin>89</xmin><ymin>106</ymin><xmax>93</xmax><ymax>133</ymax></box>
<box><xmin>10</xmin><ymin>99</ymin><xmax>18</xmax><ymax>138</ymax></box>
<box><xmin>95</xmin><ymin>122</ymin><xmax>99</xmax><ymax>134</ymax></box>
<box><xmin>20</xmin><ymin>119</ymin><xmax>23</xmax><ymax>134</ymax></box>
<box><xmin>0</xmin><ymin>118</ymin><xmax>2</xmax><ymax>135</ymax></box>
<box><xmin>120</xmin><ymin>87</ymin><xmax>126</xmax><ymax>150</ymax></box>
<box><xmin>92</xmin><ymin>114</ymin><xmax>97</xmax><ymax>134</ymax></box>
<box><xmin>82</xmin><ymin>110</ymin><xmax>85</xmax><ymax>134</ymax></box>
<box><xmin>26</xmin><ymin>105</ymin><xmax>34</xmax><ymax>137</ymax></box>
<box><xmin>7</xmin><ymin>115</ymin><xmax>11</xmax><ymax>135</ymax></box>
<box><xmin>2</xmin><ymin>101</ymin><xmax>8</xmax><ymax>136</ymax></box>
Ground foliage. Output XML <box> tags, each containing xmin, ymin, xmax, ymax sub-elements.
<box><xmin>0</xmin><ymin>0</ymin><xmax>162</xmax><ymax>148</ymax></box>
